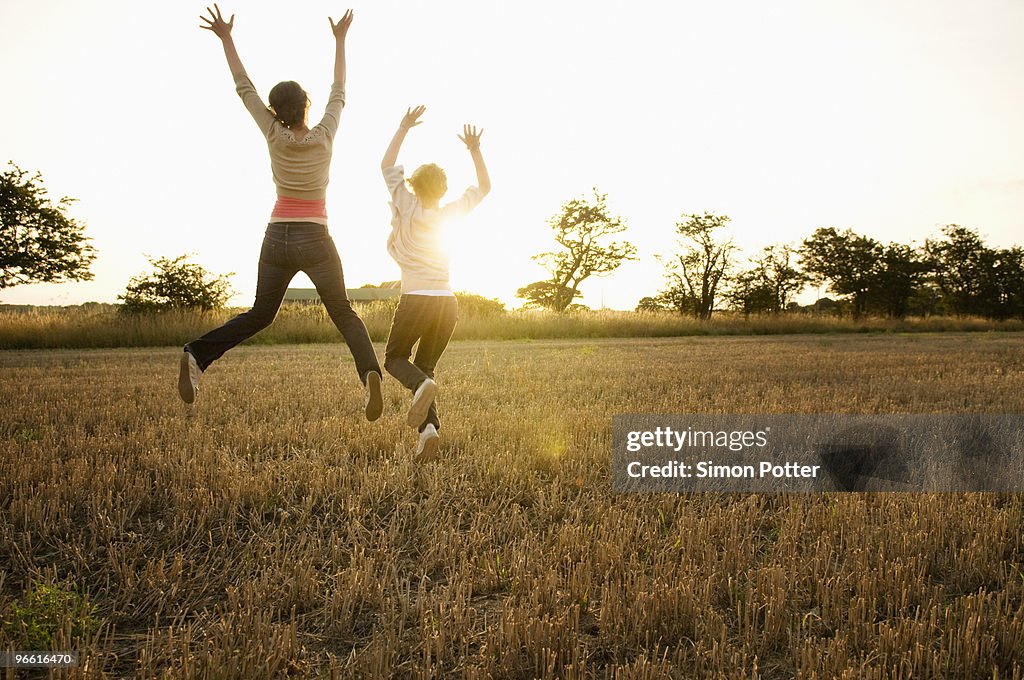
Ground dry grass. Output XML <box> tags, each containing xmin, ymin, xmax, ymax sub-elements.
<box><xmin>1</xmin><ymin>333</ymin><xmax>1024</xmax><ymax>679</ymax></box>
<box><xmin>2</xmin><ymin>303</ymin><xmax>1023</xmax><ymax>349</ymax></box>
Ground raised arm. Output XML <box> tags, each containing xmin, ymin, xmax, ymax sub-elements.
<box><xmin>319</xmin><ymin>10</ymin><xmax>353</xmax><ymax>137</ymax></box>
<box><xmin>382</xmin><ymin>106</ymin><xmax>426</xmax><ymax>170</ymax></box>
<box><xmin>201</xmin><ymin>5</ymin><xmax>276</xmax><ymax>135</ymax></box>
<box><xmin>328</xmin><ymin>10</ymin><xmax>353</xmax><ymax>90</ymax></box>
<box><xmin>200</xmin><ymin>4</ymin><xmax>243</xmax><ymax>76</ymax></box>
<box><xmin>458</xmin><ymin>125</ymin><xmax>491</xmax><ymax>196</ymax></box>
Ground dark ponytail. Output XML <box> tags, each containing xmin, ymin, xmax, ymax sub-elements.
<box><xmin>268</xmin><ymin>81</ymin><xmax>309</xmax><ymax>128</ymax></box>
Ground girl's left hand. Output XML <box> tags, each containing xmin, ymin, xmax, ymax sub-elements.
<box><xmin>329</xmin><ymin>10</ymin><xmax>354</xmax><ymax>39</ymax></box>
<box><xmin>199</xmin><ymin>4</ymin><xmax>234</xmax><ymax>39</ymax></box>
<box><xmin>458</xmin><ymin>124</ymin><xmax>484</xmax><ymax>151</ymax></box>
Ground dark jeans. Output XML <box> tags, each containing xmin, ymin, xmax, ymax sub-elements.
<box><xmin>185</xmin><ymin>222</ymin><xmax>381</xmax><ymax>382</ymax></box>
<box><xmin>384</xmin><ymin>294</ymin><xmax>458</xmax><ymax>432</ymax></box>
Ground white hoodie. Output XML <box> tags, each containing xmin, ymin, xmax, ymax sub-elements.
<box><xmin>383</xmin><ymin>165</ymin><xmax>483</xmax><ymax>294</ymax></box>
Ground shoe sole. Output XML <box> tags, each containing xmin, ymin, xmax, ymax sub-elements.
<box><xmin>178</xmin><ymin>352</ymin><xmax>196</xmax><ymax>404</ymax></box>
<box><xmin>364</xmin><ymin>371</ymin><xmax>383</xmax><ymax>422</ymax></box>
<box><xmin>415</xmin><ymin>433</ymin><xmax>440</xmax><ymax>463</ymax></box>
<box><xmin>406</xmin><ymin>380</ymin><xmax>437</xmax><ymax>428</ymax></box>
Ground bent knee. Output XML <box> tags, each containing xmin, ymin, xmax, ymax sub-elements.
<box><xmin>383</xmin><ymin>355</ymin><xmax>409</xmax><ymax>374</ymax></box>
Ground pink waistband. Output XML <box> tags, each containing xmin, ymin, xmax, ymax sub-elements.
<box><xmin>271</xmin><ymin>195</ymin><xmax>328</xmax><ymax>220</ymax></box>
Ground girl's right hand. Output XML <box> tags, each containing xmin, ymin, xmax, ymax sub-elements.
<box><xmin>400</xmin><ymin>106</ymin><xmax>426</xmax><ymax>131</ymax></box>
<box><xmin>200</xmin><ymin>4</ymin><xmax>234</xmax><ymax>39</ymax></box>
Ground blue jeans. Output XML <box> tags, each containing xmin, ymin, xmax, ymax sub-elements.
<box><xmin>186</xmin><ymin>222</ymin><xmax>381</xmax><ymax>382</ymax></box>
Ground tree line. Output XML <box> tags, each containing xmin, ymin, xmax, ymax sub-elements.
<box><xmin>518</xmin><ymin>190</ymin><xmax>1024</xmax><ymax>320</ymax></box>
<box><xmin>3</xmin><ymin>164</ymin><xmax>1022</xmax><ymax>319</ymax></box>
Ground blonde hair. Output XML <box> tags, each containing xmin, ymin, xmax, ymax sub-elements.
<box><xmin>407</xmin><ymin>164</ymin><xmax>447</xmax><ymax>203</ymax></box>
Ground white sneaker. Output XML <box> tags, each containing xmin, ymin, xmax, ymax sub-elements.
<box><xmin>178</xmin><ymin>350</ymin><xmax>202</xmax><ymax>404</ymax></box>
<box><xmin>406</xmin><ymin>378</ymin><xmax>437</xmax><ymax>428</ymax></box>
<box><xmin>364</xmin><ymin>371</ymin><xmax>383</xmax><ymax>422</ymax></box>
<box><xmin>415</xmin><ymin>424</ymin><xmax>440</xmax><ymax>462</ymax></box>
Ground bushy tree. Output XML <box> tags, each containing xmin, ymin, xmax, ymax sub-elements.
<box><xmin>635</xmin><ymin>288</ymin><xmax>698</xmax><ymax>315</ymax></box>
<box><xmin>799</xmin><ymin>227</ymin><xmax>881</xmax><ymax>318</ymax></box>
<box><xmin>924</xmin><ymin>226</ymin><xmax>1024</xmax><ymax>319</ymax></box>
<box><xmin>724</xmin><ymin>271</ymin><xmax>777</xmax><ymax>315</ymax></box>
<box><xmin>119</xmin><ymin>255</ymin><xmax>233</xmax><ymax>313</ymax></box>
<box><xmin>924</xmin><ymin>225</ymin><xmax>1001</xmax><ymax>317</ymax></box>
<box><xmin>517</xmin><ymin>281</ymin><xmax>580</xmax><ymax>311</ymax></box>
<box><xmin>518</xmin><ymin>190</ymin><xmax>636</xmax><ymax>312</ymax></box>
<box><xmin>868</xmin><ymin>243</ymin><xmax>931</xmax><ymax>318</ymax></box>
<box><xmin>994</xmin><ymin>247</ymin><xmax>1024</xmax><ymax>320</ymax></box>
<box><xmin>725</xmin><ymin>244</ymin><xmax>807</xmax><ymax>315</ymax></box>
<box><xmin>635</xmin><ymin>296</ymin><xmax>665</xmax><ymax>312</ymax></box>
<box><xmin>453</xmin><ymin>291</ymin><xmax>506</xmax><ymax>318</ymax></box>
<box><xmin>801</xmin><ymin>228</ymin><xmax>932</xmax><ymax>318</ymax></box>
<box><xmin>1</xmin><ymin>162</ymin><xmax>96</xmax><ymax>289</ymax></box>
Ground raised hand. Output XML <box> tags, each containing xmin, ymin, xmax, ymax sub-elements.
<box><xmin>401</xmin><ymin>106</ymin><xmax>427</xmax><ymax>131</ymax></box>
<box><xmin>329</xmin><ymin>10</ymin><xmax>354</xmax><ymax>40</ymax></box>
<box><xmin>457</xmin><ymin>124</ymin><xmax>484</xmax><ymax>151</ymax></box>
<box><xmin>199</xmin><ymin>4</ymin><xmax>234</xmax><ymax>40</ymax></box>
<box><xmin>382</xmin><ymin>106</ymin><xmax>426</xmax><ymax>167</ymax></box>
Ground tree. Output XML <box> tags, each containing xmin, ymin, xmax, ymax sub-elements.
<box><xmin>0</xmin><ymin>162</ymin><xmax>97</xmax><ymax>289</ymax></box>
<box><xmin>724</xmin><ymin>269</ymin><xmax>776</xmax><ymax>315</ymax></box>
<box><xmin>516</xmin><ymin>281</ymin><xmax>580</xmax><ymax>311</ymax></box>
<box><xmin>994</xmin><ymin>247</ymin><xmax>1024</xmax><ymax>320</ymax></box>
<box><xmin>725</xmin><ymin>244</ymin><xmax>807</xmax><ymax>315</ymax></box>
<box><xmin>800</xmin><ymin>228</ymin><xmax>882</xmax><ymax>318</ymax></box>
<box><xmin>924</xmin><ymin>225</ymin><xmax>1000</xmax><ymax>317</ymax></box>
<box><xmin>920</xmin><ymin>228</ymin><xmax>1024</xmax><ymax>319</ymax></box>
<box><xmin>758</xmin><ymin>244</ymin><xmax>807</xmax><ymax>313</ymax></box>
<box><xmin>635</xmin><ymin>288</ymin><xmax>698</xmax><ymax>315</ymax></box>
<box><xmin>867</xmin><ymin>243</ymin><xmax>930</xmax><ymax>318</ymax></box>
<box><xmin>517</xmin><ymin>190</ymin><xmax>636</xmax><ymax>312</ymax></box>
<box><xmin>659</xmin><ymin>211</ymin><xmax>735</xmax><ymax>320</ymax></box>
<box><xmin>801</xmin><ymin>228</ymin><xmax>933</xmax><ymax>318</ymax></box>
<box><xmin>635</xmin><ymin>296</ymin><xmax>665</xmax><ymax>312</ymax></box>
<box><xmin>119</xmin><ymin>254</ymin><xmax>233</xmax><ymax>313</ymax></box>
<box><xmin>452</xmin><ymin>291</ymin><xmax>506</xmax><ymax>318</ymax></box>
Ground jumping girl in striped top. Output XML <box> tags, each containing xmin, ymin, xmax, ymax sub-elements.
<box><xmin>179</xmin><ymin>5</ymin><xmax>383</xmax><ymax>421</ymax></box>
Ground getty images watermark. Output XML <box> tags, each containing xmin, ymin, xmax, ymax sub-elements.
<box><xmin>612</xmin><ymin>415</ymin><xmax>1024</xmax><ymax>492</ymax></box>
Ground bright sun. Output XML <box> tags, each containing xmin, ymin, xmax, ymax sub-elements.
<box><xmin>444</xmin><ymin>216</ymin><xmax>517</xmax><ymax>304</ymax></box>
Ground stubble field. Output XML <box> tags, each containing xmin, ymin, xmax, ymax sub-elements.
<box><xmin>2</xmin><ymin>334</ymin><xmax>1024</xmax><ymax>679</ymax></box>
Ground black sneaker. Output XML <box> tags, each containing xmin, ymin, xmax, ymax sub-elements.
<box><xmin>364</xmin><ymin>371</ymin><xmax>383</xmax><ymax>422</ymax></box>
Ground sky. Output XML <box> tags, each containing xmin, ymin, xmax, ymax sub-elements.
<box><xmin>1</xmin><ymin>0</ymin><xmax>1023</xmax><ymax>310</ymax></box>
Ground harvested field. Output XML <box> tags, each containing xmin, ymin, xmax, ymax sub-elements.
<box><xmin>2</xmin><ymin>334</ymin><xmax>1023</xmax><ymax>678</ymax></box>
